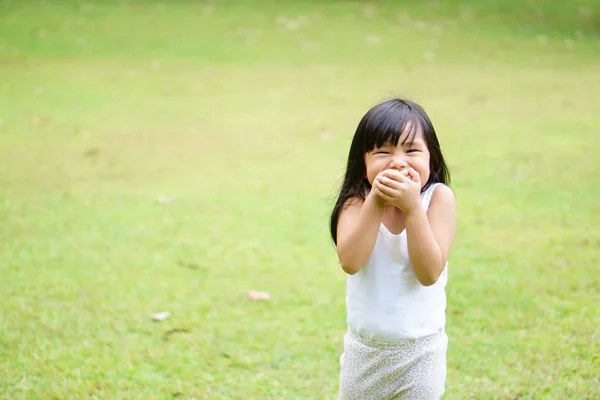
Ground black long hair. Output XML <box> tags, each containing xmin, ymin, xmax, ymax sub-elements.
<box><xmin>329</xmin><ymin>98</ymin><xmax>450</xmax><ymax>245</ymax></box>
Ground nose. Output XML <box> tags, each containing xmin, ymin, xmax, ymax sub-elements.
<box><xmin>388</xmin><ymin>157</ymin><xmax>407</xmax><ymax>170</ymax></box>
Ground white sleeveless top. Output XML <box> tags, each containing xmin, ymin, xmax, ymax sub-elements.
<box><xmin>346</xmin><ymin>183</ymin><xmax>448</xmax><ymax>342</ymax></box>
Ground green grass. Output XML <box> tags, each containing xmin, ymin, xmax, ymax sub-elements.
<box><xmin>1</xmin><ymin>0</ymin><xmax>599</xmax><ymax>398</ymax></box>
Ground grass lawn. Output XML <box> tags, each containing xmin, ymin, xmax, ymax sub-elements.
<box><xmin>1</xmin><ymin>1</ymin><xmax>599</xmax><ymax>398</ymax></box>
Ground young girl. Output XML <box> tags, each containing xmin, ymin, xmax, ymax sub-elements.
<box><xmin>330</xmin><ymin>98</ymin><xmax>456</xmax><ymax>399</ymax></box>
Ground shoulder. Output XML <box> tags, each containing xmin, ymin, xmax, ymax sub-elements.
<box><xmin>342</xmin><ymin>195</ymin><xmax>365</xmax><ymax>209</ymax></box>
<box><xmin>428</xmin><ymin>184</ymin><xmax>456</xmax><ymax>213</ymax></box>
<box><xmin>430</xmin><ymin>184</ymin><xmax>455</xmax><ymax>203</ymax></box>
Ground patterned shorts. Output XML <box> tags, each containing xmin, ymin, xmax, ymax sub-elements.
<box><xmin>339</xmin><ymin>330</ymin><xmax>448</xmax><ymax>400</ymax></box>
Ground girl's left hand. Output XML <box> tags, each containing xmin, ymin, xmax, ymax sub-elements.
<box><xmin>374</xmin><ymin>168</ymin><xmax>422</xmax><ymax>212</ymax></box>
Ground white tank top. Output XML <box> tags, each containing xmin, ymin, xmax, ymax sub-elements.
<box><xmin>346</xmin><ymin>183</ymin><xmax>448</xmax><ymax>342</ymax></box>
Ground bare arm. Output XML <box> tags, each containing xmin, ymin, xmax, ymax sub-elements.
<box><xmin>336</xmin><ymin>191</ymin><xmax>385</xmax><ymax>275</ymax></box>
<box><xmin>405</xmin><ymin>185</ymin><xmax>457</xmax><ymax>286</ymax></box>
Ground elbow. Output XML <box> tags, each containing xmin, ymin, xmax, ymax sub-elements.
<box><xmin>338</xmin><ymin>254</ymin><xmax>363</xmax><ymax>275</ymax></box>
<box><xmin>337</xmin><ymin>248</ymin><xmax>364</xmax><ymax>275</ymax></box>
<box><xmin>419</xmin><ymin>276</ymin><xmax>439</xmax><ymax>287</ymax></box>
<box><xmin>418</xmin><ymin>269</ymin><xmax>443</xmax><ymax>287</ymax></box>
<box><xmin>416</xmin><ymin>255</ymin><xmax>446</xmax><ymax>286</ymax></box>
<box><xmin>340</xmin><ymin>261</ymin><xmax>361</xmax><ymax>275</ymax></box>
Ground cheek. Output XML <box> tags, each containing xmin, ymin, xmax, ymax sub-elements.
<box><xmin>415</xmin><ymin>158</ymin><xmax>431</xmax><ymax>181</ymax></box>
<box><xmin>366</xmin><ymin>168</ymin><xmax>378</xmax><ymax>184</ymax></box>
<box><xmin>420</xmin><ymin>155</ymin><xmax>431</xmax><ymax>173</ymax></box>
<box><xmin>365</xmin><ymin>160</ymin><xmax>383</xmax><ymax>179</ymax></box>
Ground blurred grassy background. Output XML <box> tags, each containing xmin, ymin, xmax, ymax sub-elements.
<box><xmin>1</xmin><ymin>0</ymin><xmax>599</xmax><ymax>399</ymax></box>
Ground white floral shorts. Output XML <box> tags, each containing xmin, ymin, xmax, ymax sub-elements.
<box><xmin>339</xmin><ymin>330</ymin><xmax>448</xmax><ymax>400</ymax></box>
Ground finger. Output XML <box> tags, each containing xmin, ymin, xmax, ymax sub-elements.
<box><xmin>374</xmin><ymin>186</ymin><xmax>394</xmax><ymax>202</ymax></box>
<box><xmin>407</xmin><ymin>168</ymin><xmax>421</xmax><ymax>183</ymax></box>
<box><xmin>378</xmin><ymin>176</ymin><xmax>410</xmax><ymax>193</ymax></box>
<box><xmin>382</xmin><ymin>169</ymin><xmax>408</xmax><ymax>182</ymax></box>
<box><xmin>379</xmin><ymin>176</ymin><xmax>402</xmax><ymax>190</ymax></box>
<box><xmin>393</xmin><ymin>171</ymin><xmax>412</xmax><ymax>183</ymax></box>
<box><xmin>375</xmin><ymin>180</ymin><xmax>396</xmax><ymax>197</ymax></box>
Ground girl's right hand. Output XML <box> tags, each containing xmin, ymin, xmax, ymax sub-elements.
<box><xmin>371</xmin><ymin>170</ymin><xmax>398</xmax><ymax>205</ymax></box>
<box><xmin>370</xmin><ymin>184</ymin><xmax>387</xmax><ymax>207</ymax></box>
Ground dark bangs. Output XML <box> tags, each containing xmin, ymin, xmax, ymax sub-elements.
<box><xmin>359</xmin><ymin>100</ymin><xmax>426</xmax><ymax>153</ymax></box>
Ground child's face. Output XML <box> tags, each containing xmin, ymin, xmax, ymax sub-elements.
<box><xmin>364</xmin><ymin>129</ymin><xmax>431</xmax><ymax>188</ymax></box>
